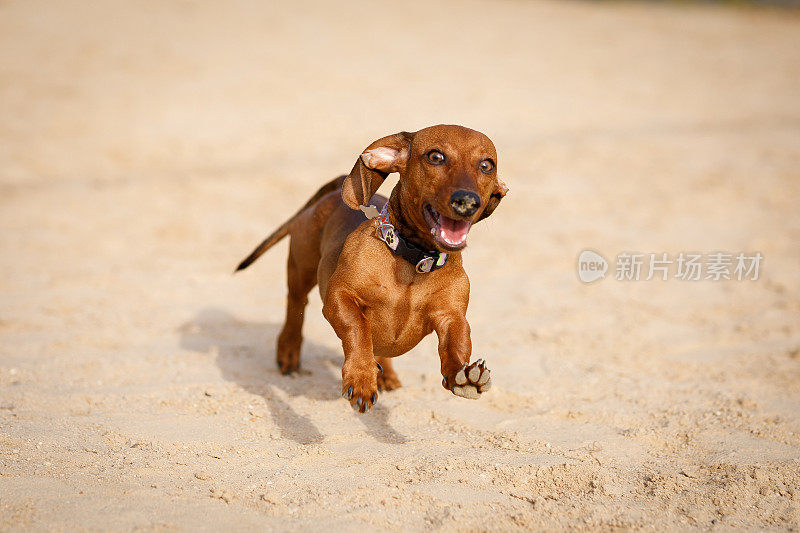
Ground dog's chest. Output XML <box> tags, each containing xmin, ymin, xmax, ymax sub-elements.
<box><xmin>364</xmin><ymin>271</ymin><xmax>440</xmax><ymax>356</ymax></box>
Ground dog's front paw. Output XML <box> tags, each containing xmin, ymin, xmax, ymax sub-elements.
<box><xmin>442</xmin><ymin>359</ymin><xmax>491</xmax><ymax>399</ymax></box>
<box><xmin>342</xmin><ymin>368</ymin><xmax>379</xmax><ymax>413</ymax></box>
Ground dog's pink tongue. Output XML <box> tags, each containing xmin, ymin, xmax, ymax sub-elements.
<box><xmin>439</xmin><ymin>216</ymin><xmax>471</xmax><ymax>245</ymax></box>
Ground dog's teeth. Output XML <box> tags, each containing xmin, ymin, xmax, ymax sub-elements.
<box><xmin>477</xmin><ymin>368</ymin><xmax>490</xmax><ymax>385</ymax></box>
<box><xmin>468</xmin><ymin>365</ymin><xmax>481</xmax><ymax>383</ymax></box>
<box><xmin>455</xmin><ymin>369</ymin><xmax>467</xmax><ymax>385</ymax></box>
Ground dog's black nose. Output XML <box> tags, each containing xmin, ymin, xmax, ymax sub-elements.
<box><xmin>449</xmin><ymin>190</ymin><xmax>481</xmax><ymax>217</ymax></box>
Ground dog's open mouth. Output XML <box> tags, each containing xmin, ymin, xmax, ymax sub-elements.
<box><xmin>423</xmin><ymin>204</ymin><xmax>471</xmax><ymax>250</ymax></box>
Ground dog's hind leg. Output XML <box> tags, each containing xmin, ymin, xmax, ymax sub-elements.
<box><xmin>275</xmin><ymin>190</ymin><xmax>342</xmax><ymax>374</ymax></box>
<box><xmin>275</xmin><ymin>207</ymin><xmax>324</xmax><ymax>374</ymax></box>
<box><xmin>276</xmin><ymin>244</ymin><xmax>317</xmax><ymax>374</ymax></box>
<box><xmin>376</xmin><ymin>357</ymin><xmax>402</xmax><ymax>391</ymax></box>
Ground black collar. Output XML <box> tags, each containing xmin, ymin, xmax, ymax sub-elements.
<box><xmin>373</xmin><ymin>205</ymin><xmax>448</xmax><ymax>273</ymax></box>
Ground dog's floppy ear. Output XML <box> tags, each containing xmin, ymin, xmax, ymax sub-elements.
<box><xmin>342</xmin><ymin>131</ymin><xmax>414</xmax><ymax>210</ymax></box>
<box><xmin>478</xmin><ymin>180</ymin><xmax>509</xmax><ymax>221</ymax></box>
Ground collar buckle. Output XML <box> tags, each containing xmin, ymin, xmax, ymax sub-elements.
<box><xmin>373</xmin><ymin>204</ymin><xmax>448</xmax><ymax>273</ymax></box>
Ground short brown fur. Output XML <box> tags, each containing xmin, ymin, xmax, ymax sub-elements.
<box><xmin>237</xmin><ymin>125</ymin><xmax>508</xmax><ymax>412</ymax></box>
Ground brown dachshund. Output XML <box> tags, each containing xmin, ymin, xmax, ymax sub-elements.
<box><xmin>236</xmin><ymin>125</ymin><xmax>508</xmax><ymax>412</ymax></box>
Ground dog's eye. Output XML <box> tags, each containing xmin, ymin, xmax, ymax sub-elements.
<box><xmin>426</xmin><ymin>151</ymin><xmax>446</xmax><ymax>165</ymax></box>
<box><xmin>479</xmin><ymin>159</ymin><xmax>495</xmax><ymax>174</ymax></box>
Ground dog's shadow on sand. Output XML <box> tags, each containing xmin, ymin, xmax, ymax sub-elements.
<box><xmin>179</xmin><ymin>308</ymin><xmax>406</xmax><ymax>445</ymax></box>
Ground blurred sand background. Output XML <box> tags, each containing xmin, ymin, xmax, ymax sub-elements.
<box><xmin>2</xmin><ymin>0</ymin><xmax>800</xmax><ymax>530</ymax></box>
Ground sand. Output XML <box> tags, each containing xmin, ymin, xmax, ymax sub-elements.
<box><xmin>1</xmin><ymin>0</ymin><xmax>800</xmax><ymax>530</ymax></box>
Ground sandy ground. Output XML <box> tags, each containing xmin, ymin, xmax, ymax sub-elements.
<box><xmin>2</xmin><ymin>0</ymin><xmax>800</xmax><ymax>530</ymax></box>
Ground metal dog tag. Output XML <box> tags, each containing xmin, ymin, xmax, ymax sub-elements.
<box><xmin>359</xmin><ymin>204</ymin><xmax>381</xmax><ymax>219</ymax></box>
<box><xmin>378</xmin><ymin>225</ymin><xmax>398</xmax><ymax>250</ymax></box>
<box><xmin>416</xmin><ymin>257</ymin><xmax>434</xmax><ymax>273</ymax></box>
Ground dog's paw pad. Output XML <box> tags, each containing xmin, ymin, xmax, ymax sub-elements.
<box><xmin>452</xmin><ymin>384</ymin><xmax>481</xmax><ymax>399</ymax></box>
<box><xmin>446</xmin><ymin>359</ymin><xmax>491</xmax><ymax>399</ymax></box>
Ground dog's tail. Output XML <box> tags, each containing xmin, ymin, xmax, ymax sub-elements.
<box><xmin>235</xmin><ymin>175</ymin><xmax>346</xmax><ymax>272</ymax></box>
